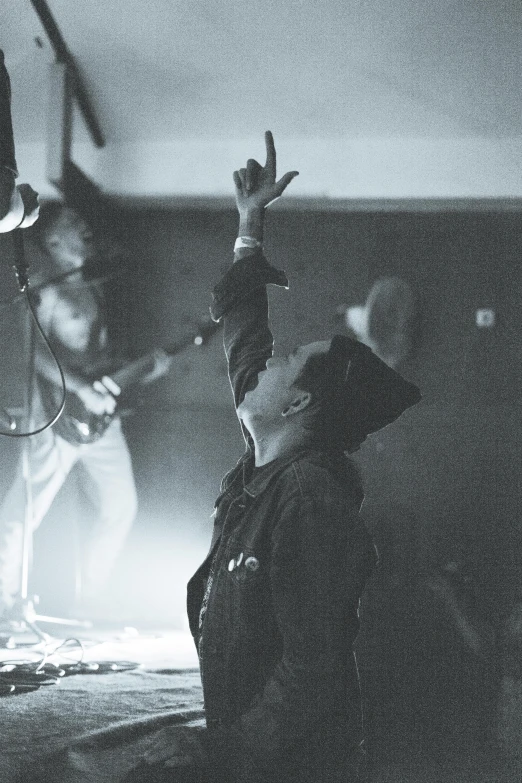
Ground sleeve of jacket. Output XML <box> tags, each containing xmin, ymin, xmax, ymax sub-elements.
<box><xmin>228</xmin><ymin>490</ymin><xmax>376</xmax><ymax>780</ymax></box>
<box><xmin>210</xmin><ymin>250</ymin><xmax>288</xmax><ymax>412</ymax></box>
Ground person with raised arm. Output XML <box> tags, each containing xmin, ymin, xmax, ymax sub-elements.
<box><xmin>147</xmin><ymin>132</ymin><xmax>421</xmax><ymax>782</ymax></box>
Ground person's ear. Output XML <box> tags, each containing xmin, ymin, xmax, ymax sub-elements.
<box><xmin>281</xmin><ymin>391</ymin><xmax>312</xmax><ymax>417</ymax></box>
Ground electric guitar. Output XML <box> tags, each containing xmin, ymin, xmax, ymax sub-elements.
<box><xmin>51</xmin><ymin>316</ymin><xmax>221</xmax><ymax>445</ymax></box>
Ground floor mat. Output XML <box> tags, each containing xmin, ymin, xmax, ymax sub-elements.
<box><xmin>0</xmin><ymin>628</ymin><xmax>203</xmax><ymax>783</ymax></box>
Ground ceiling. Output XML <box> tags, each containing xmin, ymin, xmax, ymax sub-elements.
<box><xmin>2</xmin><ymin>0</ymin><xmax>522</xmax><ymax>199</ymax></box>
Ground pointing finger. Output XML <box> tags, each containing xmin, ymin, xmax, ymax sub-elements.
<box><xmin>265</xmin><ymin>131</ymin><xmax>276</xmax><ymax>177</ymax></box>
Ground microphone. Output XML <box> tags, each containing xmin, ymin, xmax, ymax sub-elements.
<box><xmin>12</xmin><ymin>229</ymin><xmax>29</xmax><ymax>292</ymax></box>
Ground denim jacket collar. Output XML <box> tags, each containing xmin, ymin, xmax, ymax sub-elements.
<box><xmin>242</xmin><ymin>446</ymin><xmax>316</xmax><ymax>498</ymax></box>
<box><xmin>242</xmin><ymin>447</ymin><xmax>364</xmax><ymax>508</ymax></box>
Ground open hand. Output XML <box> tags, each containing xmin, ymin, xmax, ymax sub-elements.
<box><xmin>233</xmin><ymin>131</ymin><xmax>298</xmax><ymax>213</ymax></box>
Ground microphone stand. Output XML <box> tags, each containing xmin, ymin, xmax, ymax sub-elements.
<box><xmin>2</xmin><ymin>231</ymin><xmax>91</xmax><ymax>647</ymax></box>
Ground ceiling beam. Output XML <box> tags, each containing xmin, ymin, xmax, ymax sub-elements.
<box><xmin>46</xmin><ymin>61</ymin><xmax>72</xmax><ymax>187</ymax></box>
<box><xmin>30</xmin><ymin>0</ymin><xmax>105</xmax><ymax>148</ymax></box>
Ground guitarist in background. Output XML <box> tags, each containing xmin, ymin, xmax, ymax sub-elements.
<box><xmin>0</xmin><ymin>202</ymin><xmax>171</xmax><ymax>619</ymax></box>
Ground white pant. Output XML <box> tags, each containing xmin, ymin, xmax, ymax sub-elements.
<box><xmin>0</xmin><ymin>417</ymin><xmax>137</xmax><ymax>606</ymax></box>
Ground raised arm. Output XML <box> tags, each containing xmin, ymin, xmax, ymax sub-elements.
<box><xmin>210</xmin><ymin>132</ymin><xmax>298</xmax><ymax>414</ymax></box>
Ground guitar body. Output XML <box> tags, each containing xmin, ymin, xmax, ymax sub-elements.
<box><xmin>52</xmin><ymin>389</ymin><xmax>113</xmax><ymax>445</ymax></box>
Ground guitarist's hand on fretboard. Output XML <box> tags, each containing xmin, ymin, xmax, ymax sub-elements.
<box><xmin>76</xmin><ymin>383</ymin><xmax>117</xmax><ymax>416</ymax></box>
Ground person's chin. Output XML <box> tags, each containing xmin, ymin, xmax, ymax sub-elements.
<box><xmin>238</xmin><ymin>395</ymin><xmax>260</xmax><ymax>420</ymax></box>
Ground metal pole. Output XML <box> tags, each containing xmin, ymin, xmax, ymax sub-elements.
<box><xmin>19</xmin><ymin>308</ymin><xmax>35</xmax><ymax>601</ymax></box>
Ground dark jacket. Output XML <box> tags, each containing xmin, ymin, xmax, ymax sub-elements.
<box><xmin>187</xmin><ymin>250</ymin><xmax>377</xmax><ymax>783</ymax></box>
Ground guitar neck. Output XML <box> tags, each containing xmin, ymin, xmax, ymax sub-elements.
<box><xmin>105</xmin><ymin>322</ymin><xmax>219</xmax><ymax>394</ymax></box>
<box><xmin>109</xmin><ymin>351</ymin><xmax>156</xmax><ymax>392</ymax></box>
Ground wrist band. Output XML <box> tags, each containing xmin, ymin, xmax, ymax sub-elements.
<box><xmin>234</xmin><ymin>236</ymin><xmax>263</xmax><ymax>252</ymax></box>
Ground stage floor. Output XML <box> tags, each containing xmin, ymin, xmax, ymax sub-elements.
<box><xmin>0</xmin><ymin>624</ymin><xmax>200</xmax><ymax>669</ymax></box>
<box><xmin>0</xmin><ymin>622</ymin><xmax>501</xmax><ymax>783</ymax></box>
<box><xmin>0</xmin><ymin>623</ymin><xmax>203</xmax><ymax>783</ymax></box>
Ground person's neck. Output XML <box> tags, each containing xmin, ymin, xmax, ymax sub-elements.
<box><xmin>247</xmin><ymin>422</ymin><xmax>309</xmax><ymax>467</ymax></box>
<box><xmin>50</xmin><ymin>254</ymin><xmax>85</xmax><ymax>276</ymax></box>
